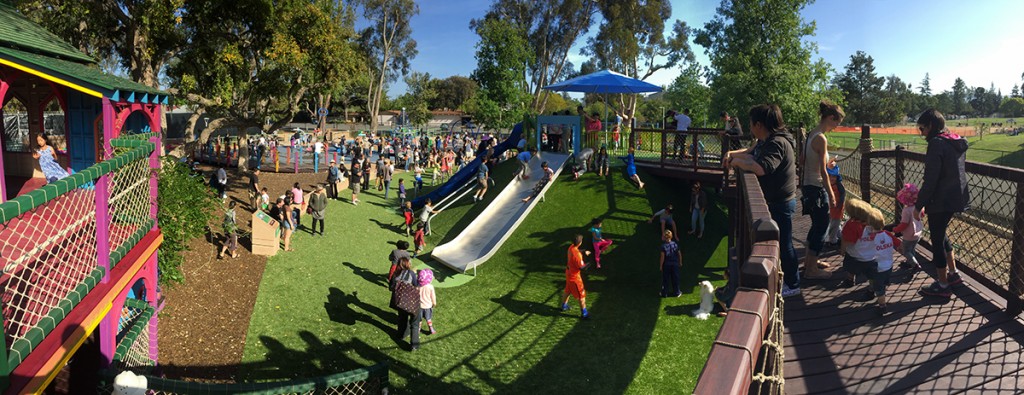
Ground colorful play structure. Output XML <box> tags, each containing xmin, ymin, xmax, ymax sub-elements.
<box><xmin>0</xmin><ymin>5</ymin><xmax>392</xmax><ymax>394</ymax></box>
<box><xmin>0</xmin><ymin>3</ymin><xmax>164</xmax><ymax>393</ymax></box>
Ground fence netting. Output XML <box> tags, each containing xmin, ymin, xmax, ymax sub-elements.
<box><xmin>0</xmin><ymin>177</ymin><xmax>101</xmax><ymax>365</ymax></box>
<box><xmin>838</xmin><ymin>146</ymin><xmax>1022</xmax><ymax>299</ymax></box>
<box><xmin>98</xmin><ymin>363</ymin><xmax>390</xmax><ymax>395</ymax></box>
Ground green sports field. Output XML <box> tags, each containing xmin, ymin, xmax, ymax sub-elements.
<box><xmin>240</xmin><ymin>160</ymin><xmax>728</xmax><ymax>393</ymax></box>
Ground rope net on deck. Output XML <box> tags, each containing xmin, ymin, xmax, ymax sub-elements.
<box><xmin>108</xmin><ymin>143</ymin><xmax>155</xmax><ymax>265</ymax></box>
<box><xmin>750</xmin><ymin>271</ymin><xmax>785</xmax><ymax>394</ymax></box>
<box><xmin>113</xmin><ymin>298</ymin><xmax>154</xmax><ymax>375</ymax></box>
<box><xmin>0</xmin><ymin>135</ymin><xmax>155</xmax><ymax>369</ymax></box>
<box><xmin>0</xmin><ymin>185</ymin><xmax>99</xmax><ymax>361</ymax></box>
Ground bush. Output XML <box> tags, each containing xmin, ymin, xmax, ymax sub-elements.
<box><xmin>157</xmin><ymin>157</ymin><xmax>217</xmax><ymax>285</ymax></box>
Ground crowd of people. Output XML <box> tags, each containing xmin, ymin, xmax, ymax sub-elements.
<box><xmin>723</xmin><ymin>102</ymin><xmax>969</xmax><ymax>315</ymax></box>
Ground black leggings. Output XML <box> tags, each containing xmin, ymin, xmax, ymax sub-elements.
<box><xmin>927</xmin><ymin>211</ymin><xmax>955</xmax><ymax>269</ymax></box>
<box><xmin>312</xmin><ymin>218</ymin><xmax>324</xmax><ymax>234</ymax></box>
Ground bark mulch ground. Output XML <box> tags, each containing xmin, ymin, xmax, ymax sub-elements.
<box><xmin>157</xmin><ymin>166</ymin><xmax>332</xmax><ymax>382</ymax></box>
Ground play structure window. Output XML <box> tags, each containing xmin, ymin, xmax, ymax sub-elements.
<box><xmin>41</xmin><ymin>99</ymin><xmax>67</xmax><ymax>152</ymax></box>
<box><xmin>2</xmin><ymin>98</ymin><xmax>29</xmax><ymax>153</ymax></box>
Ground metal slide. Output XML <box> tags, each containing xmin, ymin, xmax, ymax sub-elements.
<box><xmin>430</xmin><ymin>153</ymin><xmax>570</xmax><ymax>273</ymax></box>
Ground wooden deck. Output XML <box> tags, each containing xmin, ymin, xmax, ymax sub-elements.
<box><xmin>784</xmin><ymin>202</ymin><xmax>1024</xmax><ymax>394</ymax></box>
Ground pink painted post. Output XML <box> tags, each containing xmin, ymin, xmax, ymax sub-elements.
<box><xmin>97</xmin><ymin>98</ymin><xmax>116</xmax><ymax>367</ymax></box>
<box><xmin>0</xmin><ymin>78</ymin><xmax>8</xmax><ymax>203</ymax></box>
<box><xmin>334</xmin><ymin>151</ymin><xmax>338</xmax><ymax>164</ymax></box>
<box><xmin>145</xmin><ymin>253</ymin><xmax>159</xmax><ymax>362</ymax></box>
<box><xmin>148</xmin><ymin>106</ymin><xmax>161</xmax><ymax>229</ymax></box>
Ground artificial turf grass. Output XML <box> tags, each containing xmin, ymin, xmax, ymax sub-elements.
<box><xmin>240</xmin><ymin>159</ymin><xmax>728</xmax><ymax>393</ymax></box>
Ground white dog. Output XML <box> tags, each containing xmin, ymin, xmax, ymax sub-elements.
<box><xmin>692</xmin><ymin>281</ymin><xmax>716</xmax><ymax>320</ymax></box>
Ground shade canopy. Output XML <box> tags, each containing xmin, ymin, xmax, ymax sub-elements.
<box><xmin>542</xmin><ymin>69</ymin><xmax>662</xmax><ymax>94</ymax></box>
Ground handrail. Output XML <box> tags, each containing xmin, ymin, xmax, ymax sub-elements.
<box><xmin>426</xmin><ymin>176</ymin><xmax>481</xmax><ymax>232</ymax></box>
<box><xmin>695</xmin><ymin>171</ymin><xmax>783</xmax><ymax>394</ymax></box>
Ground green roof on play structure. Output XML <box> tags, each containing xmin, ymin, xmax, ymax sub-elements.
<box><xmin>0</xmin><ymin>2</ymin><xmax>169</xmax><ymax>102</ymax></box>
<box><xmin>0</xmin><ymin>2</ymin><xmax>96</xmax><ymax>64</ymax></box>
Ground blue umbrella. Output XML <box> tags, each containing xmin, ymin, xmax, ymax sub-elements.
<box><xmin>542</xmin><ymin>69</ymin><xmax>663</xmax><ymax>94</ymax></box>
<box><xmin>543</xmin><ymin>69</ymin><xmax>662</xmax><ymax>149</ymax></box>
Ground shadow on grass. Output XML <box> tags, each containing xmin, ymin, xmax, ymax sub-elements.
<box><xmin>341</xmin><ymin>261</ymin><xmax>388</xmax><ymax>288</ymax></box>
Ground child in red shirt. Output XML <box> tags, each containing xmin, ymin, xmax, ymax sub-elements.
<box><xmin>840</xmin><ymin>198</ymin><xmax>900</xmax><ymax>315</ymax></box>
<box><xmin>413</xmin><ymin>223</ymin><xmax>426</xmax><ymax>258</ymax></box>
<box><xmin>401</xmin><ymin>201</ymin><xmax>415</xmax><ymax>236</ymax></box>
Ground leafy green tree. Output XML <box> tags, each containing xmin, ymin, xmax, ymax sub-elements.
<box><xmin>157</xmin><ymin>158</ymin><xmax>217</xmax><ymax>285</ymax></box>
<box><xmin>1000</xmin><ymin>97</ymin><xmax>1024</xmax><ymax>117</ymax></box>
<box><xmin>1012</xmin><ymin>84</ymin><xmax>1020</xmax><ymax>98</ymax></box>
<box><xmin>636</xmin><ymin>96</ymin><xmax>670</xmax><ymax>127</ymax></box>
<box><xmin>401</xmin><ymin>72</ymin><xmax>437</xmax><ymax>126</ymax></box>
<box><xmin>471</xmin><ymin>17</ymin><xmax>532</xmax><ymax>129</ymax></box>
<box><xmin>879</xmin><ymin>75</ymin><xmax>913</xmax><ymax>123</ymax></box>
<box><xmin>430</xmin><ymin>76</ymin><xmax>478</xmax><ymax>111</ymax></box>
<box><xmin>355</xmin><ymin>0</ymin><xmax>419</xmax><ymax>133</ymax></box>
<box><xmin>919</xmin><ymin>73</ymin><xmax>932</xmax><ymax>95</ymax></box>
<box><xmin>168</xmin><ymin>0</ymin><xmax>359</xmax><ymax>168</ymax></box>
<box><xmin>474</xmin><ymin>0</ymin><xmax>597</xmax><ymax>113</ymax></box>
<box><xmin>664</xmin><ymin>64</ymin><xmax>712</xmax><ymax>127</ymax></box>
<box><xmin>583</xmin><ymin>0</ymin><xmax>694</xmax><ymax>124</ymax></box>
<box><xmin>16</xmin><ymin>0</ymin><xmax>185</xmax><ymax>88</ymax></box>
<box><xmin>952</xmin><ymin>77</ymin><xmax>970</xmax><ymax>115</ymax></box>
<box><xmin>835</xmin><ymin>51</ymin><xmax>885</xmax><ymax>124</ymax></box>
<box><xmin>696</xmin><ymin>0</ymin><xmax>842</xmax><ymax>129</ymax></box>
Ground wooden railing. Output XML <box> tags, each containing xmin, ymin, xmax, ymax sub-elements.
<box><xmin>694</xmin><ymin>171</ymin><xmax>783</xmax><ymax>394</ymax></box>
<box><xmin>630</xmin><ymin>127</ymin><xmax>745</xmax><ymax>171</ymax></box>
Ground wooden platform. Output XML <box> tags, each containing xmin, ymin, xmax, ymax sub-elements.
<box><xmin>784</xmin><ymin>201</ymin><xmax>1024</xmax><ymax>394</ymax></box>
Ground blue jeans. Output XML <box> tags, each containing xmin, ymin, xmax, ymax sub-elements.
<box><xmin>314</xmin><ymin>152</ymin><xmax>321</xmax><ymax>172</ymax></box>
<box><xmin>802</xmin><ymin>185</ymin><xmax>830</xmax><ymax>255</ymax></box>
<box><xmin>767</xmin><ymin>199</ymin><xmax>799</xmax><ymax>289</ymax></box>
<box><xmin>691</xmin><ymin>209</ymin><xmax>705</xmax><ymax>235</ymax></box>
<box><xmin>384</xmin><ymin>180</ymin><xmax>391</xmax><ymax>199</ymax></box>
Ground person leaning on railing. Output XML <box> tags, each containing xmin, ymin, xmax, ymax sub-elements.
<box><xmin>916</xmin><ymin>109</ymin><xmax>970</xmax><ymax>299</ymax></box>
<box><xmin>723</xmin><ymin>104</ymin><xmax>802</xmax><ymax>298</ymax></box>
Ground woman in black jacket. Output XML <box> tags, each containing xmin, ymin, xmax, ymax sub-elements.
<box><xmin>916</xmin><ymin>109</ymin><xmax>970</xmax><ymax>299</ymax></box>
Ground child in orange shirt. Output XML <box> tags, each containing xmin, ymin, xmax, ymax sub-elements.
<box><xmin>561</xmin><ymin>235</ymin><xmax>592</xmax><ymax>319</ymax></box>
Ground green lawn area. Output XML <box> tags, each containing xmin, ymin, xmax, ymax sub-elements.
<box><xmin>828</xmin><ymin>131</ymin><xmax>1024</xmax><ymax>168</ymax></box>
<box><xmin>239</xmin><ymin>159</ymin><xmax>728</xmax><ymax>393</ymax></box>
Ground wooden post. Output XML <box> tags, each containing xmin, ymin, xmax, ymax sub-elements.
<box><xmin>692</xmin><ymin>133</ymin><xmax>699</xmax><ymax>172</ymax></box>
<box><xmin>660</xmin><ymin>130</ymin><xmax>667</xmax><ymax>168</ymax></box>
<box><xmin>894</xmin><ymin>145</ymin><xmax>905</xmax><ymax>217</ymax></box>
<box><xmin>1009</xmin><ymin>181</ymin><xmax>1024</xmax><ymax>315</ymax></box>
<box><xmin>860</xmin><ymin>125</ymin><xmax>873</xmax><ymax>204</ymax></box>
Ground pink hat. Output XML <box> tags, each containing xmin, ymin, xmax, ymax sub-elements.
<box><xmin>418</xmin><ymin>269</ymin><xmax>434</xmax><ymax>286</ymax></box>
<box><xmin>897</xmin><ymin>183</ymin><xmax>919</xmax><ymax>206</ymax></box>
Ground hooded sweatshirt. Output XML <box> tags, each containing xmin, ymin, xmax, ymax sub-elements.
<box><xmin>752</xmin><ymin>130</ymin><xmax>798</xmax><ymax>204</ymax></box>
<box><xmin>917</xmin><ymin>131</ymin><xmax>970</xmax><ymax>214</ymax></box>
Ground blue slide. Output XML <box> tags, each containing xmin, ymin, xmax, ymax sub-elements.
<box><xmin>410</xmin><ymin>122</ymin><xmax>524</xmax><ymax>209</ymax></box>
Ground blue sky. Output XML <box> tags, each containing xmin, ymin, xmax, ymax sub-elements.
<box><xmin>382</xmin><ymin>0</ymin><xmax>1024</xmax><ymax>97</ymax></box>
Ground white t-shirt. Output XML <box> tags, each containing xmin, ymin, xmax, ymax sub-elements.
<box><xmin>314</xmin><ymin>142</ymin><xmax>324</xmax><ymax>153</ymax></box>
<box><xmin>675</xmin><ymin>114</ymin><xmax>692</xmax><ymax>131</ymax></box>
<box><xmin>420</xmin><ymin>206</ymin><xmax>432</xmax><ymax>222</ymax></box>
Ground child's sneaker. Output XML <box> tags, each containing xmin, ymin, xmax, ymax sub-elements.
<box><xmin>581</xmin><ymin>308</ymin><xmax>589</xmax><ymax>319</ymax></box>
<box><xmin>875</xmin><ymin>304</ymin><xmax>888</xmax><ymax>316</ymax></box>
<box><xmin>428</xmin><ymin>326</ymin><xmax>436</xmax><ymax>335</ymax></box>
<box><xmin>561</xmin><ymin>303</ymin><xmax>569</xmax><ymax>311</ymax></box>
<box><xmin>919</xmin><ymin>281</ymin><xmax>952</xmax><ymax>298</ymax></box>
<box><xmin>947</xmin><ymin>272</ymin><xmax>965</xmax><ymax>286</ymax></box>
